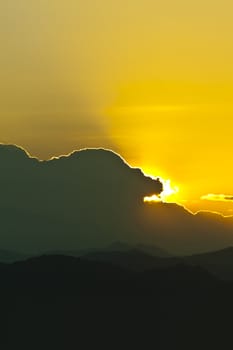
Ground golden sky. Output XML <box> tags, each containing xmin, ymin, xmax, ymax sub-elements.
<box><xmin>1</xmin><ymin>0</ymin><xmax>233</xmax><ymax>214</ymax></box>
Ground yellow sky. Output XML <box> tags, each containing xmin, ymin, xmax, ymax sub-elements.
<box><xmin>1</xmin><ymin>0</ymin><xmax>233</xmax><ymax>214</ymax></box>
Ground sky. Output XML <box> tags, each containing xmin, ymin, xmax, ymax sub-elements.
<box><xmin>1</xmin><ymin>0</ymin><xmax>233</xmax><ymax>215</ymax></box>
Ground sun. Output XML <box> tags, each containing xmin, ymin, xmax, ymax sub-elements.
<box><xmin>144</xmin><ymin>178</ymin><xmax>179</xmax><ymax>203</ymax></box>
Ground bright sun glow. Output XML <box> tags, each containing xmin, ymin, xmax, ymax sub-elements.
<box><xmin>144</xmin><ymin>179</ymin><xmax>179</xmax><ymax>203</ymax></box>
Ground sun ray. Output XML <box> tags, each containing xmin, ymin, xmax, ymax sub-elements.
<box><xmin>144</xmin><ymin>178</ymin><xmax>179</xmax><ymax>203</ymax></box>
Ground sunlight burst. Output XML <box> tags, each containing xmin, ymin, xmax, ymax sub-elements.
<box><xmin>144</xmin><ymin>179</ymin><xmax>179</xmax><ymax>203</ymax></box>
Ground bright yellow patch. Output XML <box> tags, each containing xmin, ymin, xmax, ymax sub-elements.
<box><xmin>144</xmin><ymin>178</ymin><xmax>179</xmax><ymax>203</ymax></box>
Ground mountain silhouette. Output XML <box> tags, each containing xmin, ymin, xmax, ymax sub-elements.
<box><xmin>81</xmin><ymin>245</ymin><xmax>233</xmax><ymax>280</ymax></box>
<box><xmin>106</xmin><ymin>241</ymin><xmax>172</xmax><ymax>257</ymax></box>
<box><xmin>0</xmin><ymin>253</ymin><xmax>217</xmax><ymax>294</ymax></box>
<box><xmin>0</xmin><ymin>252</ymin><xmax>233</xmax><ymax>349</ymax></box>
<box><xmin>183</xmin><ymin>246</ymin><xmax>233</xmax><ymax>279</ymax></box>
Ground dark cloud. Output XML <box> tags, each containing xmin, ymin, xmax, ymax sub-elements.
<box><xmin>0</xmin><ymin>144</ymin><xmax>232</xmax><ymax>255</ymax></box>
<box><xmin>0</xmin><ymin>144</ymin><xmax>162</xmax><ymax>252</ymax></box>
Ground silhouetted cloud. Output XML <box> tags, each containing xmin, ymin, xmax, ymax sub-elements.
<box><xmin>0</xmin><ymin>143</ymin><xmax>232</xmax><ymax>255</ymax></box>
<box><xmin>201</xmin><ymin>194</ymin><xmax>233</xmax><ymax>202</ymax></box>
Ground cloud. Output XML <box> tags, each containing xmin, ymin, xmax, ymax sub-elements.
<box><xmin>201</xmin><ymin>194</ymin><xmax>233</xmax><ymax>202</ymax></box>
<box><xmin>0</xmin><ymin>143</ymin><xmax>232</xmax><ymax>256</ymax></box>
<box><xmin>0</xmin><ymin>144</ymin><xmax>163</xmax><ymax>250</ymax></box>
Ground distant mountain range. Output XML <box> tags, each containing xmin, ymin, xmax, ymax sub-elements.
<box><xmin>107</xmin><ymin>241</ymin><xmax>172</xmax><ymax>257</ymax></box>
<box><xmin>2</xmin><ymin>242</ymin><xmax>233</xmax><ymax>280</ymax></box>
<box><xmin>80</xmin><ymin>243</ymin><xmax>233</xmax><ymax>280</ymax></box>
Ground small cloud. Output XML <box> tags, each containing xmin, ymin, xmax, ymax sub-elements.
<box><xmin>201</xmin><ymin>194</ymin><xmax>233</xmax><ymax>202</ymax></box>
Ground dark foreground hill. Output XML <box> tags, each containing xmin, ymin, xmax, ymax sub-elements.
<box><xmin>1</xmin><ymin>255</ymin><xmax>233</xmax><ymax>349</ymax></box>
